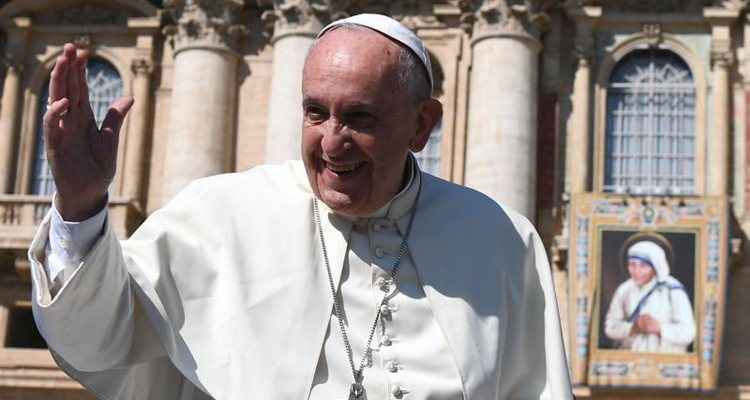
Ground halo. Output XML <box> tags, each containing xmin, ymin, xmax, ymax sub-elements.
<box><xmin>618</xmin><ymin>231</ymin><xmax>674</xmax><ymax>274</ymax></box>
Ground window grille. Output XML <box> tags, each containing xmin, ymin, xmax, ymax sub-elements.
<box><xmin>604</xmin><ymin>49</ymin><xmax>696</xmax><ymax>195</ymax></box>
<box><xmin>30</xmin><ymin>59</ymin><xmax>123</xmax><ymax>195</ymax></box>
<box><xmin>414</xmin><ymin>119</ymin><xmax>442</xmax><ymax>176</ymax></box>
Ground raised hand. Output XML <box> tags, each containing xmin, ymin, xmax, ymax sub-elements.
<box><xmin>44</xmin><ymin>43</ymin><xmax>134</xmax><ymax>221</ymax></box>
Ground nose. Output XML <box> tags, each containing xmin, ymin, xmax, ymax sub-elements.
<box><xmin>320</xmin><ymin>117</ymin><xmax>351</xmax><ymax>157</ymax></box>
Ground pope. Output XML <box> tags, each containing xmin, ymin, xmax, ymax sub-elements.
<box><xmin>30</xmin><ymin>13</ymin><xmax>573</xmax><ymax>400</ymax></box>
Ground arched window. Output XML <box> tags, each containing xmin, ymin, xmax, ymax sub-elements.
<box><xmin>30</xmin><ymin>58</ymin><xmax>123</xmax><ymax>195</ymax></box>
<box><xmin>604</xmin><ymin>49</ymin><xmax>696</xmax><ymax>195</ymax></box>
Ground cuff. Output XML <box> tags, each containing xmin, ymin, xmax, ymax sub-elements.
<box><xmin>47</xmin><ymin>193</ymin><xmax>108</xmax><ymax>283</ymax></box>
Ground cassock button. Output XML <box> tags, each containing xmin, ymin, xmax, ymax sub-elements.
<box><xmin>374</xmin><ymin>221</ymin><xmax>391</xmax><ymax>232</ymax></box>
<box><xmin>380</xmin><ymin>303</ymin><xmax>391</xmax><ymax>316</ymax></box>
<box><xmin>376</xmin><ymin>277</ymin><xmax>392</xmax><ymax>292</ymax></box>
<box><xmin>391</xmin><ymin>384</ymin><xmax>403</xmax><ymax>398</ymax></box>
<box><xmin>381</xmin><ymin>335</ymin><xmax>392</xmax><ymax>346</ymax></box>
<box><xmin>375</xmin><ymin>247</ymin><xmax>385</xmax><ymax>258</ymax></box>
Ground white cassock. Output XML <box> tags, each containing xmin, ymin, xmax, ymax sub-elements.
<box><xmin>604</xmin><ymin>241</ymin><xmax>696</xmax><ymax>353</ymax></box>
<box><xmin>28</xmin><ymin>159</ymin><xmax>573</xmax><ymax>399</ymax></box>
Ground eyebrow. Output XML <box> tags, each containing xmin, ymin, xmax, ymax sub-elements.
<box><xmin>302</xmin><ymin>97</ymin><xmax>378</xmax><ymax>110</ymax></box>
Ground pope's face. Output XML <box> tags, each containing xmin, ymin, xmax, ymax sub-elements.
<box><xmin>301</xmin><ymin>28</ymin><xmax>436</xmax><ymax>217</ymax></box>
<box><xmin>628</xmin><ymin>258</ymin><xmax>656</xmax><ymax>287</ymax></box>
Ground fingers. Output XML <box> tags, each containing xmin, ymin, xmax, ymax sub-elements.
<box><xmin>94</xmin><ymin>96</ymin><xmax>134</xmax><ymax>163</ymax></box>
<box><xmin>43</xmin><ymin>98</ymin><xmax>71</xmax><ymax>145</ymax></box>
<box><xmin>77</xmin><ymin>48</ymin><xmax>91</xmax><ymax>109</ymax></box>
<box><xmin>49</xmin><ymin>55</ymin><xmax>69</xmax><ymax>104</ymax></box>
<box><xmin>67</xmin><ymin>46</ymin><xmax>81</xmax><ymax>108</ymax></box>
<box><xmin>100</xmin><ymin>96</ymin><xmax>134</xmax><ymax>136</ymax></box>
<box><xmin>48</xmin><ymin>43</ymin><xmax>79</xmax><ymax>109</ymax></box>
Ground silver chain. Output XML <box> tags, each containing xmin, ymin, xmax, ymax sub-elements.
<box><xmin>312</xmin><ymin>181</ymin><xmax>421</xmax><ymax>390</ymax></box>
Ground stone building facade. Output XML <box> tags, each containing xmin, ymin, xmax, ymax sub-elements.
<box><xmin>0</xmin><ymin>0</ymin><xmax>748</xmax><ymax>398</ymax></box>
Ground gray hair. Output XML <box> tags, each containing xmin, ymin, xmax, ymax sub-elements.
<box><xmin>306</xmin><ymin>23</ymin><xmax>432</xmax><ymax>104</ymax></box>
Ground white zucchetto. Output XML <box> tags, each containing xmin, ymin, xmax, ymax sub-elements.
<box><xmin>317</xmin><ymin>13</ymin><xmax>434</xmax><ymax>91</ymax></box>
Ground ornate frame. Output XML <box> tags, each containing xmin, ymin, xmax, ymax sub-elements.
<box><xmin>568</xmin><ymin>193</ymin><xmax>728</xmax><ymax>390</ymax></box>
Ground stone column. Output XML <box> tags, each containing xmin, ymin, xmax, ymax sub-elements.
<box><xmin>461</xmin><ymin>0</ymin><xmax>548</xmax><ymax>220</ymax></box>
<box><xmin>705</xmin><ymin>7</ymin><xmax>738</xmax><ymax>196</ymax></box>
<box><xmin>122</xmin><ymin>58</ymin><xmax>153</xmax><ymax>205</ymax></box>
<box><xmin>566</xmin><ymin>7</ymin><xmax>599</xmax><ymax>195</ymax></box>
<box><xmin>262</xmin><ymin>0</ymin><xmax>345</xmax><ymax>164</ymax></box>
<box><xmin>161</xmin><ymin>0</ymin><xmax>247</xmax><ymax>200</ymax></box>
<box><xmin>0</xmin><ymin>18</ymin><xmax>29</xmax><ymax>194</ymax></box>
<box><xmin>0</xmin><ymin>59</ymin><xmax>22</xmax><ymax>194</ymax></box>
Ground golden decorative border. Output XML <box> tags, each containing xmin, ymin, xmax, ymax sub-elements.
<box><xmin>568</xmin><ymin>193</ymin><xmax>728</xmax><ymax>390</ymax></box>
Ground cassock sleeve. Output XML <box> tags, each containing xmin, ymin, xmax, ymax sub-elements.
<box><xmin>496</xmin><ymin>215</ymin><xmax>573</xmax><ymax>400</ymax></box>
<box><xmin>28</xmin><ymin>183</ymin><xmax>214</xmax><ymax>399</ymax></box>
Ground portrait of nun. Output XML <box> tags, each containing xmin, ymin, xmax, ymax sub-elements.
<box><xmin>604</xmin><ymin>240</ymin><xmax>696</xmax><ymax>353</ymax></box>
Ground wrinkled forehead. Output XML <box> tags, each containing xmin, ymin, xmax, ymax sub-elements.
<box><xmin>303</xmin><ymin>28</ymin><xmax>402</xmax><ymax>86</ymax></box>
<box><xmin>307</xmin><ymin>27</ymin><xmax>402</xmax><ymax>65</ymax></box>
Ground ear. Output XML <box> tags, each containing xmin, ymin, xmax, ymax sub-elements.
<box><xmin>409</xmin><ymin>98</ymin><xmax>443</xmax><ymax>152</ymax></box>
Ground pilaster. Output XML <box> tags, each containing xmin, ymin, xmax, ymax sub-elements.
<box><xmin>565</xmin><ymin>5</ymin><xmax>601</xmax><ymax>195</ymax></box>
<box><xmin>705</xmin><ymin>6</ymin><xmax>739</xmax><ymax>196</ymax></box>
<box><xmin>122</xmin><ymin>57</ymin><xmax>154</xmax><ymax>206</ymax></box>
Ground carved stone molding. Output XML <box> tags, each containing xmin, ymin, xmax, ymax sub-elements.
<box><xmin>712</xmin><ymin>50</ymin><xmax>734</xmax><ymax>67</ymax></box>
<box><xmin>34</xmin><ymin>5</ymin><xmax>129</xmax><ymax>25</ymax></box>
<box><xmin>642</xmin><ymin>23</ymin><xmax>663</xmax><ymax>46</ymax></box>
<box><xmin>163</xmin><ymin>0</ymin><xmax>248</xmax><ymax>55</ymax></box>
<box><xmin>2</xmin><ymin>53</ymin><xmax>23</xmax><ymax>74</ymax></box>
<box><xmin>131</xmin><ymin>58</ymin><xmax>155</xmax><ymax>76</ymax></box>
<box><xmin>601</xmin><ymin>0</ymin><xmax>711</xmax><ymax>13</ymax></box>
<box><xmin>459</xmin><ymin>0</ymin><xmax>551</xmax><ymax>45</ymax></box>
<box><xmin>391</xmin><ymin>0</ymin><xmax>441</xmax><ymax>30</ymax></box>
<box><xmin>261</xmin><ymin>0</ymin><xmax>350</xmax><ymax>42</ymax></box>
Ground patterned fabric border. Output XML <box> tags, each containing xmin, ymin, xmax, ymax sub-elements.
<box><xmin>659</xmin><ymin>364</ymin><xmax>700</xmax><ymax>379</ymax></box>
<box><xmin>702</xmin><ymin>300</ymin><xmax>718</xmax><ymax>363</ymax></box>
<box><xmin>576</xmin><ymin>216</ymin><xmax>590</xmax><ymax>278</ymax></box>
<box><xmin>707</xmin><ymin>219</ymin><xmax>720</xmax><ymax>282</ymax></box>
<box><xmin>591</xmin><ymin>362</ymin><xmax>631</xmax><ymax>376</ymax></box>
<box><xmin>576</xmin><ymin>296</ymin><xmax>589</xmax><ymax>357</ymax></box>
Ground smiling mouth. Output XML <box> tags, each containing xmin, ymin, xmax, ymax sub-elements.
<box><xmin>324</xmin><ymin>161</ymin><xmax>365</xmax><ymax>175</ymax></box>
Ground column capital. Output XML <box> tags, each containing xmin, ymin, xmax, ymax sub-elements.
<box><xmin>711</xmin><ymin>50</ymin><xmax>734</xmax><ymax>68</ymax></box>
<box><xmin>459</xmin><ymin>0</ymin><xmax>550</xmax><ymax>48</ymax></box>
<box><xmin>261</xmin><ymin>0</ymin><xmax>349</xmax><ymax>43</ymax></box>
<box><xmin>2</xmin><ymin>51</ymin><xmax>23</xmax><ymax>73</ymax></box>
<box><xmin>131</xmin><ymin>58</ymin><xmax>155</xmax><ymax>76</ymax></box>
<box><xmin>163</xmin><ymin>0</ymin><xmax>249</xmax><ymax>56</ymax></box>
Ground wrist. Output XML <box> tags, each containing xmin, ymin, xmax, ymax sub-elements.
<box><xmin>54</xmin><ymin>191</ymin><xmax>108</xmax><ymax>222</ymax></box>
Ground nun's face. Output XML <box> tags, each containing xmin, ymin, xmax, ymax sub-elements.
<box><xmin>628</xmin><ymin>258</ymin><xmax>656</xmax><ymax>287</ymax></box>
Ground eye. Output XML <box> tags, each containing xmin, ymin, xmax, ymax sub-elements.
<box><xmin>304</xmin><ymin>106</ymin><xmax>328</xmax><ymax>124</ymax></box>
<box><xmin>344</xmin><ymin>111</ymin><xmax>376</xmax><ymax>129</ymax></box>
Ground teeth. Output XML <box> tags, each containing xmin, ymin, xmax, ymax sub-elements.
<box><xmin>326</xmin><ymin>162</ymin><xmax>361</xmax><ymax>173</ymax></box>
